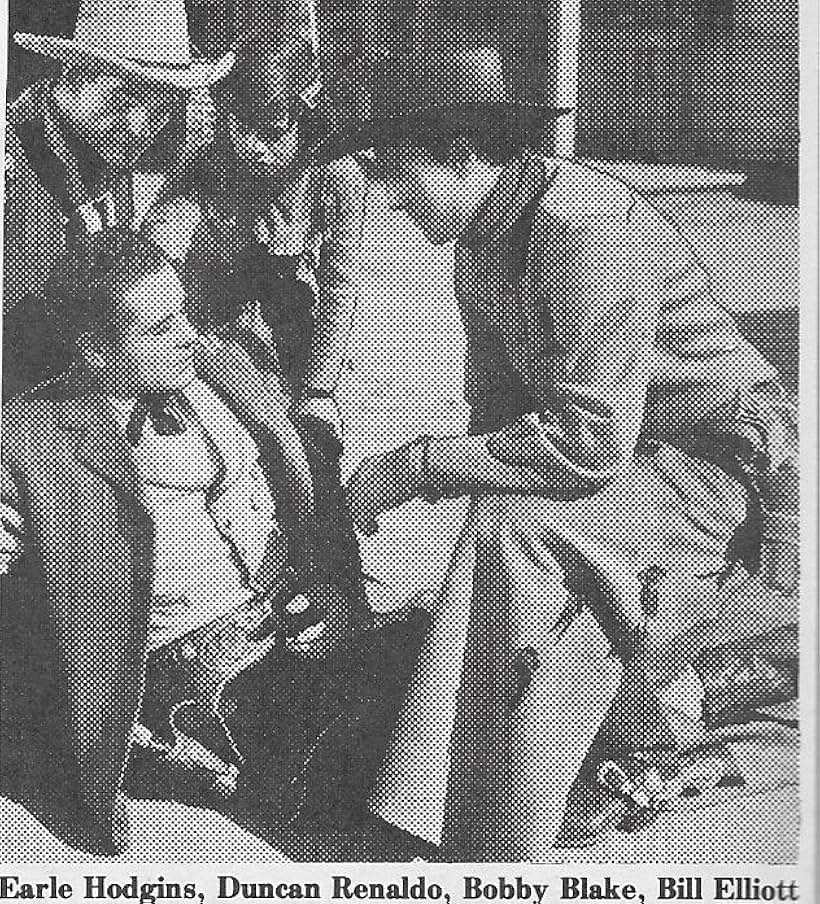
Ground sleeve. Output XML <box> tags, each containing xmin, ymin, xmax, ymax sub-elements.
<box><xmin>423</xmin><ymin>213</ymin><xmax>662</xmax><ymax>501</ymax></box>
<box><xmin>1</xmin><ymin>462</ymin><xmax>25</xmax><ymax>575</ymax></box>
<box><xmin>302</xmin><ymin>158</ymin><xmax>366</xmax><ymax>393</ymax></box>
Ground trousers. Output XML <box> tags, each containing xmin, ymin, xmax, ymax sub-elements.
<box><xmin>369</xmin><ymin>444</ymin><xmax>798</xmax><ymax>859</ymax></box>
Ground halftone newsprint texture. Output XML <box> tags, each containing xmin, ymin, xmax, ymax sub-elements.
<box><xmin>0</xmin><ymin>0</ymin><xmax>816</xmax><ymax>887</ymax></box>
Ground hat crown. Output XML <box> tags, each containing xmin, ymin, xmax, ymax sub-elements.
<box><xmin>371</xmin><ymin>46</ymin><xmax>511</xmax><ymax>117</ymax></box>
<box><xmin>73</xmin><ymin>0</ymin><xmax>193</xmax><ymax>67</ymax></box>
<box><xmin>230</xmin><ymin>37</ymin><xmax>318</xmax><ymax>114</ymax></box>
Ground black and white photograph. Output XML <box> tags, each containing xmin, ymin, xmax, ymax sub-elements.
<box><xmin>0</xmin><ymin>0</ymin><xmax>814</xmax><ymax>874</ymax></box>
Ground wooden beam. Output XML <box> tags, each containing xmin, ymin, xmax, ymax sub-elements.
<box><xmin>553</xmin><ymin>0</ymin><xmax>581</xmax><ymax>158</ymax></box>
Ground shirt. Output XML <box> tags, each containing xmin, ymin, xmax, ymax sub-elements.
<box><xmin>108</xmin><ymin>379</ymin><xmax>286</xmax><ymax>650</ymax></box>
<box><xmin>422</xmin><ymin>153</ymin><xmax>777</xmax><ymax>501</ymax></box>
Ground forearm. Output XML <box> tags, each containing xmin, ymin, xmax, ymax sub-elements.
<box><xmin>302</xmin><ymin>281</ymin><xmax>357</xmax><ymax>392</ymax></box>
<box><xmin>302</xmin><ymin>159</ymin><xmax>364</xmax><ymax>393</ymax></box>
<box><xmin>418</xmin><ymin>430</ymin><xmax>621</xmax><ymax>502</ymax></box>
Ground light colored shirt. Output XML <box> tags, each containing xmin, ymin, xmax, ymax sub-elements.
<box><xmin>108</xmin><ymin>379</ymin><xmax>286</xmax><ymax>650</ymax></box>
<box><xmin>422</xmin><ymin>154</ymin><xmax>777</xmax><ymax>502</ymax></box>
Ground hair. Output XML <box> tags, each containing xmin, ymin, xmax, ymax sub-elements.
<box><xmin>44</xmin><ymin>230</ymin><xmax>170</xmax><ymax>345</ymax></box>
<box><xmin>363</xmin><ymin>121</ymin><xmax>527</xmax><ymax>179</ymax></box>
<box><xmin>412</xmin><ymin>130</ymin><xmax>523</xmax><ymax>167</ymax></box>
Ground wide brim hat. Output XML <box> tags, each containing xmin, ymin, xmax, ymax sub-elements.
<box><xmin>315</xmin><ymin>46</ymin><xmax>569</xmax><ymax>163</ymax></box>
<box><xmin>14</xmin><ymin>0</ymin><xmax>234</xmax><ymax>90</ymax></box>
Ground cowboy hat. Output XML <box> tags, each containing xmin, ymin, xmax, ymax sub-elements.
<box><xmin>314</xmin><ymin>46</ymin><xmax>569</xmax><ymax>163</ymax></box>
<box><xmin>223</xmin><ymin>35</ymin><xmax>322</xmax><ymax>128</ymax></box>
<box><xmin>14</xmin><ymin>0</ymin><xmax>234</xmax><ymax>90</ymax></box>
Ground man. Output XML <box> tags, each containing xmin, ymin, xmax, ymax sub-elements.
<box><xmin>3</xmin><ymin>0</ymin><xmax>233</xmax><ymax>397</ymax></box>
<box><xmin>0</xmin><ymin>231</ymin><xmax>415</xmax><ymax>855</ymax></box>
<box><xmin>316</xmin><ymin>47</ymin><xmax>799</xmax><ymax>858</ymax></box>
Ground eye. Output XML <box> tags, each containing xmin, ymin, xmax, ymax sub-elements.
<box><xmin>148</xmin><ymin>316</ymin><xmax>175</xmax><ymax>337</ymax></box>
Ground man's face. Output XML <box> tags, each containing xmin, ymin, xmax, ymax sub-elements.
<box><xmin>370</xmin><ymin>146</ymin><xmax>477</xmax><ymax>245</ymax></box>
<box><xmin>98</xmin><ymin>263</ymin><xmax>198</xmax><ymax>394</ymax></box>
<box><xmin>59</xmin><ymin>68</ymin><xmax>182</xmax><ymax>168</ymax></box>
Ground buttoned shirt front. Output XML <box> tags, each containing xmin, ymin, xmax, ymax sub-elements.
<box><xmin>108</xmin><ymin>379</ymin><xmax>287</xmax><ymax>650</ymax></box>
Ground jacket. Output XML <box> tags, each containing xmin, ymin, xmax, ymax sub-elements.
<box><xmin>0</xmin><ymin>343</ymin><xmax>319</xmax><ymax>851</ymax></box>
<box><xmin>423</xmin><ymin>153</ymin><xmax>778</xmax><ymax>501</ymax></box>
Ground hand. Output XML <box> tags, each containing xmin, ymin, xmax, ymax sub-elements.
<box><xmin>284</xmin><ymin>581</ymin><xmax>368</xmax><ymax>659</ymax></box>
<box><xmin>196</xmin><ymin>334</ymin><xmax>290</xmax><ymax>425</ymax></box>
<box><xmin>345</xmin><ymin>445</ymin><xmax>423</xmax><ymax>535</ymax></box>
<box><xmin>292</xmin><ymin>395</ymin><xmax>344</xmax><ymax>448</ymax></box>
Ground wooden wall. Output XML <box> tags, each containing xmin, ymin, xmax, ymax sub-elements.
<box><xmin>576</xmin><ymin>0</ymin><xmax>799</xmax><ymax>164</ymax></box>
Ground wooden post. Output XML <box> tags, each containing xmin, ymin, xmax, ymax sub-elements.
<box><xmin>553</xmin><ymin>0</ymin><xmax>581</xmax><ymax>158</ymax></box>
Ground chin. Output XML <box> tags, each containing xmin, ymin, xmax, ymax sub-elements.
<box><xmin>156</xmin><ymin>363</ymin><xmax>197</xmax><ymax>391</ymax></box>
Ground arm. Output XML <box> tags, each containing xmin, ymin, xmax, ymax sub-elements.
<box><xmin>301</xmin><ymin>157</ymin><xmax>366</xmax><ymax>394</ymax></box>
<box><xmin>428</xmin><ymin>215</ymin><xmax>660</xmax><ymax>499</ymax></box>
<box><xmin>347</xmin><ymin>213</ymin><xmax>662</xmax><ymax>528</ymax></box>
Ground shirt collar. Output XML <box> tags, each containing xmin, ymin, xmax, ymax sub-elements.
<box><xmin>106</xmin><ymin>380</ymin><xmax>202</xmax><ymax>437</ymax></box>
<box><xmin>459</xmin><ymin>151</ymin><xmax>559</xmax><ymax>251</ymax></box>
<box><xmin>107</xmin><ymin>394</ymin><xmax>138</xmax><ymax>432</ymax></box>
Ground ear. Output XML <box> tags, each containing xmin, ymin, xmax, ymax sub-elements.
<box><xmin>75</xmin><ymin>332</ymin><xmax>110</xmax><ymax>371</ymax></box>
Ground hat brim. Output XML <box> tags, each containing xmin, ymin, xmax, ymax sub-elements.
<box><xmin>14</xmin><ymin>33</ymin><xmax>235</xmax><ymax>89</ymax></box>
<box><xmin>313</xmin><ymin>102</ymin><xmax>571</xmax><ymax>164</ymax></box>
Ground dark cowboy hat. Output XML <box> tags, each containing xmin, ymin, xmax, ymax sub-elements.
<box><xmin>222</xmin><ymin>33</ymin><xmax>321</xmax><ymax>127</ymax></box>
<box><xmin>314</xmin><ymin>46</ymin><xmax>569</xmax><ymax>163</ymax></box>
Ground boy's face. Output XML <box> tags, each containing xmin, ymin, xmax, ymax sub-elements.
<box><xmin>96</xmin><ymin>262</ymin><xmax>199</xmax><ymax>394</ymax></box>
<box><xmin>370</xmin><ymin>146</ymin><xmax>479</xmax><ymax>245</ymax></box>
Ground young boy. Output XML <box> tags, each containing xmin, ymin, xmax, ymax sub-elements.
<box><xmin>316</xmin><ymin>46</ymin><xmax>798</xmax><ymax>858</ymax></box>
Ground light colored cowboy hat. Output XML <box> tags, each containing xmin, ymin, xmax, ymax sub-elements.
<box><xmin>314</xmin><ymin>46</ymin><xmax>569</xmax><ymax>163</ymax></box>
<box><xmin>14</xmin><ymin>0</ymin><xmax>234</xmax><ymax>90</ymax></box>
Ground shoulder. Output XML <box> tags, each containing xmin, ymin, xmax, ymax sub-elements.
<box><xmin>7</xmin><ymin>81</ymin><xmax>48</xmax><ymax>128</ymax></box>
<box><xmin>314</xmin><ymin>156</ymin><xmax>366</xmax><ymax>200</ymax></box>
<box><xmin>6</xmin><ymin>82</ymin><xmax>49</xmax><ymax>171</ymax></box>
<box><xmin>2</xmin><ymin>389</ymin><xmax>57</xmax><ymax>459</ymax></box>
<box><xmin>535</xmin><ymin>157</ymin><xmax>640</xmax><ymax>228</ymax></box>
<box><xmin>529</xmin><ymin>158</ymin><xmax>686</xmax><ymax>270</ymax></box>
<box><xmin>3</xmin><ymin>373</ymin><xmax>83</xmax><ymax>427</ymax></box>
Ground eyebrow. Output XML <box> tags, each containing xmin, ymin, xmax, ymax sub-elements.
<box><xmin>145</xmin><ymin>312</ymin><xmax>175</xmax><ymax>334</ymax></box>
